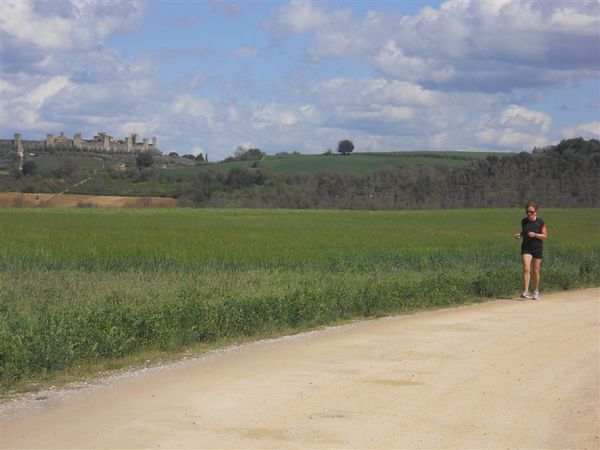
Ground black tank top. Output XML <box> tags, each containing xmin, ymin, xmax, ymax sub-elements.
<box><xmin>521</xmin><ymin>217</ymin><xmax>545</xmax><ymax>248</ymax></box>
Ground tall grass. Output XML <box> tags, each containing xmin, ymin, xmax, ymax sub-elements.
<box><xmin>0</xmin><ymin>208</ymin><xmax>598</xmax><ymax>389</ymax></box>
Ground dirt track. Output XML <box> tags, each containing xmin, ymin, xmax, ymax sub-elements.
<box><xmin>0</xmin><ymin>192</ymin><xmax>177</xmax><ymax>208</ymax></box>
<box><xmin>1</xmin><ymin>288</ymin><xmax>598</xmax><ymax>449</ymax></box>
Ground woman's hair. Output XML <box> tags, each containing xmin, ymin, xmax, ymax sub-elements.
<box><xmin>525</xmin><ymin>201</ymin><xmax>538</xmax><ymax>211</ymax></box>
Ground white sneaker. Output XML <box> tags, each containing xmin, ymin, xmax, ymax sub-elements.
<box><xmin>533</xmin><ymin>290</ymin><xmax>540</xmax><ymax>300</ymax></box>
<box><xmin>521</xmin><ymin>291</ymin><xmax>531</xmax><ymax>299</ymax></box>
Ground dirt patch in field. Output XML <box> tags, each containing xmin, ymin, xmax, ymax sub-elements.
<box><xmin>0</xmin><ymin>192</ymin><xmax>177</xmax><ymax>208</ymax></box>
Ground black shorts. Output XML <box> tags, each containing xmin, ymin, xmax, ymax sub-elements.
<box><xmin>521</xmin><ymin>245</ymin><xmax>543</xmax><ymax>259</ymax></box>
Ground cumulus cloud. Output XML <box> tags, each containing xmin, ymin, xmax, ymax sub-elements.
<box><xmin>473</xmin><ymin>105</ymin><xmax>552</xmax><ymax>149</ymax></box>
<box><xmin>560</xmin><ymin>121</ymin><xmax>600</xmax><ymax>140</ymax></box>
<box><xmin>311</xmin><ymin>78</ymin><xmax>439</xmax><ymax>108</ymax></box>
<box><xmin>170</xmin><ymin>95</ymin><xmax>216</xmax><ymax>127</ymax></box>
<box><xmin>251</xmin><ymin>103</ymin><xmax>319</xmax><ymax>130</ymax></box>
<box><xmin>500</xmin><ymin>105</ymin><xmax>551</xmax><ymax>133</ymax></box>
<box><xmin>265</xmin><ymin>0</ymin><xmax>600</xmax><ymax>92</ymax></box>
<box><xmin>262</xmin><ymin>0</ymin><xmax>329</xmax><ymax>38</ymax></box>
<box><xmin>1</xmin><ymin>0</ymin><xmax>597</xmax><ymax>160</ymax></box>
<box><xmin>0</xmin><ymin>0</ymin><xmax>144</xmax><ymax>52</ymax></box>
<box><xmin>0</xmin><ymin>0</ymin><xmax>158</xmax><ymax>140</ymax></box>
<box><xmin>0</xmin><ymin>75</ymin><xmax>72</xmax><ymax>130</ymax></box>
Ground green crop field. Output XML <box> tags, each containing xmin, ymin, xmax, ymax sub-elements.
<box><xmin>0</xmin><ymin>208</ymin><xmax>598</xmax><ymax>391</ymax></box>
<box><xmin>163</xmin><ymin>151</ymin><xmax>512</xmax><ymax>177</ymax></box>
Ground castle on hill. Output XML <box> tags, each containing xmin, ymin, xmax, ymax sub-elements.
<box><xmin>1</xmin><ymin>132</ymin><xmax>159</xmax><ymax>154</ymax></box>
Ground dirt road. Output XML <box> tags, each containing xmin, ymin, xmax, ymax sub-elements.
<box><xmin>1</xmin><ymin>288</ymin><xmax>598</xmax><ymax>449</ymax></box>
<box><xmin>0</xmin><ymin>192</ymin><xmax>177</xmax><ymax>208</ymax></box>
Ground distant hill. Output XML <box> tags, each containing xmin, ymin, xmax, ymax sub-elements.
<box><xmin>1</xmin><ymin>139</ymin><xmax>596</xmax><ymax>209</ymax></box>
<box><xmin>4</xmin><ymin>147</ymin><xmax>507</xmax><ymax>178</ymax></box>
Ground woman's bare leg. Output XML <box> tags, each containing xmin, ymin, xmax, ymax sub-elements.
<box><xmin>532</xmin><ymin>258</ymin><xmax>542</xmax><ymax>291</ymax></box>
<box><xmin>522</xmin><ymin>253</ymin><xmax>532</xmax><ymax>292</ymax></box>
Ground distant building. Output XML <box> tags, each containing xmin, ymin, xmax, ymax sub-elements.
<box><xmin>0</xmin><ymin>132</ymin><xmax>159</xmax><ymax>154</ymax></box>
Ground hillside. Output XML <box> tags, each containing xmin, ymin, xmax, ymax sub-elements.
<box><xmin>0</xmin><ymin>146</ymin><xmax>509</xmax><ymax>177</ymax></box>
<box><xmin>0</xmin><ymin>139</ymin><xmax>597</xmax><ymax>209</ymax></box>
<box><xmin>163</xmin><ymin>150</ymin><xmax>511</xmax><ymax>177</ymax></box>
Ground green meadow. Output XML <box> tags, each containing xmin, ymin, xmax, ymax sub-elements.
<box><xmin>0</xmin><ymin>208</ymin><xmax>598</xmax><ymax>391</ymax></box>
<box><xmin>163</xmin><ymin>151</ymin><xmax>510</xmax><ymax>177</ymax></box>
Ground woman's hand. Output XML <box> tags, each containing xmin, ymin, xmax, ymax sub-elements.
<box><xmin>527</xmin><ymin>231</ymin><xmax>536</xmax><ymax>238</ymax></box>
<box><xmin>514</xmin><ymin>233</ymin><xmax>521</xmax><ymax>239</ymax></box>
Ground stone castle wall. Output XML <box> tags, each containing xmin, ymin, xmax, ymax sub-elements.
<box><xmin>0</xmin><ymin>132</ymin><xmax>159</xmax><ymax>153</ymax></box>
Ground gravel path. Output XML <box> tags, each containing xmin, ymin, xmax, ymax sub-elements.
<box><xmin>1</xmin><ymin>288</ymin><xmax>598</xmax><ymax>449</ymax></box>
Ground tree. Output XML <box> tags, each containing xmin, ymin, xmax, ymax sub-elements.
<box><xmin>136</xmin><ymin>151</ymin><xmax>154</xmax><ymax>168</ymax></box>
<box><xmin>22</xmin><ymin>160</ymin><xmax>37</xmax><ymax>175</ymax></box>
<box><xmin>337</xmin><ymin>139</ymin><xmax>354</xmax><ymax>155</ymax></box>
<box><xmin>244</xmin><ymin>148</ymin><xmax>264</xmax><ymax>160</ymax></box>
<box><xmin>168</xmin><ymin>152</ymin><xmax>179</xmax><ymax>158</ymax></box>
<box><xmin>52</xmin><ymin>160</ymin><xmax>78</xmax><ymax>178</ymax></box>
<box><xmin>233</xmin><ymin>146</ymin><xmax>264</xmax><ymax>161</ymax></box>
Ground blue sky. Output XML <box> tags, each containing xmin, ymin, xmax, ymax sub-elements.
<box><xmin>1</xmin><ymin>0</ymin><xmax>599</xmax><ymax>160</ymax></box>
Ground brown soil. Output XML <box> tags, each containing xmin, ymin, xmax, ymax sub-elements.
<box><xmin>1</xmin><ymin>288</ymin><xmax>598</xmax><ymax>449</ymax></box>
<box><xmin>0</xmin><ymin>192</ymin><xmax>177</xmax><ymax>208</ymax></box>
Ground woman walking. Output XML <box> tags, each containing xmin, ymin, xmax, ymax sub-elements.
<box><xmin>514</xmin><ymin>202</ymin><xmax>547</xmax><ymax>300</ymax></box>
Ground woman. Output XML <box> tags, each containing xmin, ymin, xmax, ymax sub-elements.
<box><xmin>514</xmin><ymin>202</ymin><xmax>547</xmax><ymax>300</ymax></box>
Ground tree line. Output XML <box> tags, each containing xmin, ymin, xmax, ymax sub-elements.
<box><xmin>173</xmin><ymin>138</ymin><xmax>599</xmax><ymax>209</ymax></box>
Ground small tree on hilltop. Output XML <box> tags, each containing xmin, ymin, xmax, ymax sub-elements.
<box><xmin>337</xmin><ymin>139</ymin><xmax>354</xmax><ymax>155</ymax></box>
<box><xmin>233</xmin><ymin>146</ymin><xmax>264</xmax><ymax>161</ymax></box>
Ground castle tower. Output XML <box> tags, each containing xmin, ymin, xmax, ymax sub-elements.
<box><xmin>15</xmin><ymin>133</ymin><xmax>24</xmax><ymax>171</ymax></box>
<box><xmin>152</xmin><ymin>137</ymin><xmax>157</xmax><ymax>148</ymax></box>
<box><xmin>73</xmin><ymin>133</ymin><xmax>82</xmax><ymax>149</ymax></box>
<box><xmin>143</xmin><ymin>138</ymin><xmax>149</xmax><ymax>150</ymax></box>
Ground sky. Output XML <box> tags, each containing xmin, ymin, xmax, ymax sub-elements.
<box><xmin>1</xmin><ymin>0</ymin><xmax>599</xmax><ymax>160</ymax></box>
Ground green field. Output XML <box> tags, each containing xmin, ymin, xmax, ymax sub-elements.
<box><xmin>0</xmin><ymin>208</ymin><xmax>598</xmax><ymax>391</ymax></box>
<box><xmin>163</xmin><ymin>151</ymin><xmax>512</xmax><ymax>177</ymax></box>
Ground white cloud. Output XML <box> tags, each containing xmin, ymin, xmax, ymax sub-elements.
<box><xmin>0</xmin><ymin>0</ymin><xmax>144</xmax><ymax>52</ymax></box>
<box><xmin>560</xmin><ymin>122</ymin><xmax>600</xmax><ymax>140</ymax></box>
<box><xmin>362</xmin><ymin>79</ymin><xmax>439</xmax><ymax>107</ymax></box>
<box><xmin>1</xmin><ymin>0</ymin><xmax>597</xmax><ymax>160</ymax></box>
<box><xmin>115</xmin><ymin>121</ymin><xmax>158</xmax><ymax>139</ymax></box>
<box><xmin>0</xmin><ymin>75</ymin><xmax>72</xmax><ymax>129</ymax></box>
<box><xmin>263</xmin><ymin>0</ymin><xmax>329</xmax><ymax>38</ymax></box>
<box><xmin>251</xmin><ymin>103</ymin><xmax>318</xmax><ymax>129</ymax></box>
<box><xmin>265</xmin><ymin>0</ymin><xmax>599</xmax><ymax>92</ymax></box>
<box><xmin>23</xmin><ymin>75</ymin><xmax>71</xmax><ymax>108</ymax></box>
<box><xmin>373</xmin><ymin>40</ymin><xmax>435</xmax><ymax>83</ymax></box>
<box><xmin>471</xmin><ymin>105</ymin><xmax>553</xmax><ymax>150</ymax></box>
<box><xmin>170</xmin><ymin>95</ymin><xmax>216</xmax><ymax>127</ymax></box>
<box><xmin>500</xmin><ymin>105</ymin><xmax>551</xmax><ymax>133</ymax></box>
<box><xmin>192</xmin><ymin>146</ymin><xmax>205</xmax><ymax>156</ymax></box>
<box><xmin>345</xmin><ymin>105</ymin><xmax>413</xmax><ymax>122</ymax></box>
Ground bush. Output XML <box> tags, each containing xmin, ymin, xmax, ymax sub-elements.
<box><xmin>21</xmin><ymin>160</ymin><xmax>37</xmax><ymax>175</ymax></box>
<box><xmin>136</xmin><ymin>152</ymin><xmax>154</xmax><ymax>168</ymax></box>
